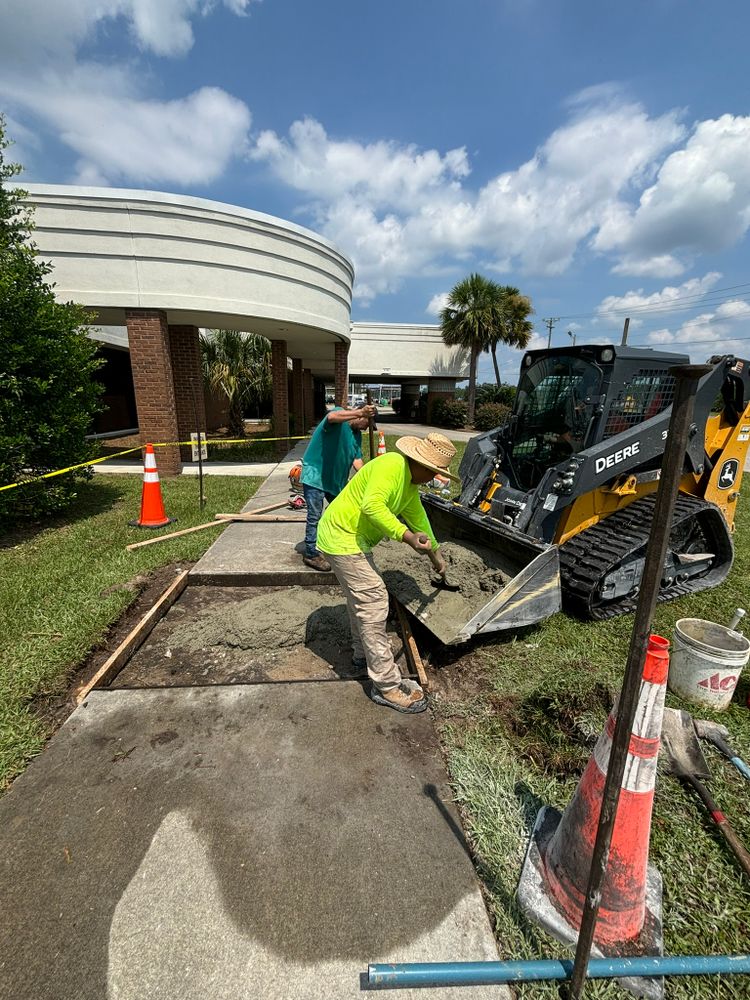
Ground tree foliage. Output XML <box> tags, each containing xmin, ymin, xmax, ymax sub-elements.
<box><xmin>475</xmin><ymin>381</ymin><xmax>517</xmax><ymax>408</ymax></box>
<box><xmin>440</xmin><ymin>274</ymin><xmax>532</xmax><ymax>424</ymax></box>
<box><xmin>200</xmin><ymin>329</ymin><xmax>272</xmax><ymax>436</ymax></box>
<box><xmin>0</xmin><ymin>116</ymin><xmax>103</xmax><ymax>521</ymax></box>
<box><xmin>488</xmin><ymin>285</ymin><xmax>534</xmax><ymax>386</ymax></box>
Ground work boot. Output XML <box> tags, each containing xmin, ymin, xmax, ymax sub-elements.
<box><xmin>370</xmin><ymin>681</ymin><xmax>427</xmax><ymax>714</ymax></box>
<box><xmin>303</xmin><ymin>554</ymin><xmax>331</xmax><ymax>572</ymax></box>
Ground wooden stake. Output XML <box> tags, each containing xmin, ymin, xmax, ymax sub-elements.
<box><xmin>214</xmin><ymin>500</ymin><xmax>288</xmax><ymax>520</ymax></box>
<box><xmin>233</xmin><ymin>515</ymin><xmax>305</xmax><ymax>523</ymax></box>
<box><xmin>394</xmin><ymin>600</ymin><xmax>429</xmax><ymax>690</ymax></box>
<box><xmin>74</xmin><ymin>570</ymin><xmax>189</xmax><ymax>703</ymax></box>
<box><xmin>126</xmin><ymin>520</ymin><xmax>222</xmax><ymax>551</ymax></box>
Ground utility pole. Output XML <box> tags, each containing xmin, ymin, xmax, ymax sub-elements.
<box><xmin>543</xmin><ymin>316</ymin><xmax>560</xmax><ymax>349</ymax></box>
<box><xmin>621</xmin><ymin>317</ymin><xmax>630</xmax><ymax>346</ymax></box>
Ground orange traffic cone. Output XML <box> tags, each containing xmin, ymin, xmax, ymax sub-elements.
<box><xmin>377</xmin><ymin>430</ymin><xmax>387</xmax><ymax>456</ymax></box>
<box><xmin>517</xmin><ymin>635</ymin><xmax>669</xmax><ymax>998</ymax></box>
<box><xmin>129</xmin><ymin>444</ymin><xmax>175</xmax><ymax>529</ymax></box>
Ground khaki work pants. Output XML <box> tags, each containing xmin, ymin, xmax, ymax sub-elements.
<box><xmin>326</xmin><ymin>553</ymin><xmax>402</xmax><ymax>692</ymax></box>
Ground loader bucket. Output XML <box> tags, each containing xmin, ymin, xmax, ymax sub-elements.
<box><xmin>377</xmin><ymin>495</ymin><xmax>561</xmax><ymax>645</ymax></box>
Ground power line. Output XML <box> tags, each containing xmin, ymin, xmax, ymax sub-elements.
<box><xmin>556</xmin><ymin>280</ymin><xmax>750</xmax><ymax>322</ymax></box>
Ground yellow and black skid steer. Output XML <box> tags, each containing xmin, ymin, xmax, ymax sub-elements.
<box><xmin>422</xmin><ymin>345</ymin><xmax>750</xmax><ymax>635</ymax></box>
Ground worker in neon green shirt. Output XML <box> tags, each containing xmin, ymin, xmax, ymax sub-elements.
<box><xmin>318</xmin><ymin>433</ymin><xmax>457</xmax><ymax>714</ymax></box>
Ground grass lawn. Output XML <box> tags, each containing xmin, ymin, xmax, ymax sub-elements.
<box><xmin>0</xmin><ymin>473</ymin><xmax>262</xmax><ymax>789</ymax></box>
<box><xmin>436</xmin><ymin>494</ymin><xmax>750</xmax><ymax>998</ymax></box>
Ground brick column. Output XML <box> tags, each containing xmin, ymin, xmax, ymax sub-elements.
<box><xmin>169</xmin><ymin>325</ymin><xmax>206</xmax><ymax>462</ymax></box>
<box><xmin>271</xmin><ymin>339</ymin><xmax>289</xmax><ymax>455</ymax></box>
<box><xmin>334</xmin><ymin>341</ymin><xmax>349</xmax><ymax>407</ymax></box>
<box><xmin>126</xmin><ymin>309</ymin><xmax>181</xmax><ymax>475</ymax></box>
<box><xmin>427</xmin><ymin>377</ymin><xmax>457</xmax><ymax>424</ymax></box>
<box><xmin>291</xmin><ymin>357</ymin><xmax>304</xmax><ymax>436</ymax></box>
<box><xmin>303</xmin><ymin>368</ymin><xmax>315</xmax><ymax>431</ymax></box>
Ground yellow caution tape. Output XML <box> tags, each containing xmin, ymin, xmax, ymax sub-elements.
<box><xmin>0</xmin><ymin>435</ymin><xmax>311</xmax><ymax>493</ymax></box>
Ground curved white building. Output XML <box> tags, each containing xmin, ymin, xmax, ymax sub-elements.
<box><xmin>22</xmin><ymin>185</ymin><xmax>466</xmax><ymax>467</ymax></box>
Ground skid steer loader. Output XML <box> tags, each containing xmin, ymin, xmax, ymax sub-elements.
<box><xmin>421</xmin><ymin>345</ymin><xmax>750</xmax><ymax>636</ymax></box>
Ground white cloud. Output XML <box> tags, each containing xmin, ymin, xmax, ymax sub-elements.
<box><xmin>595</xmin><ymin>273</ymin><xmax>722</xmax><ymax>326</ymax></box>
<box><xmin>426</xmin><ymin>292</ymin><xmax>449</xmax><ymax>316</ymax></box>
<box><xmin>251</xmin><ymin>117</ymin><xmax>470</xmax><ymax>213</ymax></box>
<box><xmin>645</xmin><ymin>298</ymin><xmax>750</xmax><ymax>360</ymax></box>
<box><xmin>594</xmin><ymin>114</ymin><xmax>750</xmax><ymax>275</ymax></box>
<box><xmin>0</xmin><ymin>1</ymin><xmax>256</xmax><ymax>63</ymax></box>
<box><xmin>251</xmin><ymin>94</ymin><xmax>686</xmax><ymax>299</ymax></box>
<box><xmin>610</xmin><ymin>254</ymin><xmax>686</xmax><ymax>278</ymax></box>
<box><xmin>0</xmin><ymin>0</ymin><xmax>254</xmax><ymax>185</ymax></box>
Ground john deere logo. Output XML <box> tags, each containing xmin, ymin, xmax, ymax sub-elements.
<box><xmin>718</xmin><ymin>459</ymin><xmax>739</xmax><ymax>490</ymax></box>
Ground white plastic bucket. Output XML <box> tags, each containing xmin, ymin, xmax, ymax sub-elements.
<box><xmin>668</xmin><ymin>618</ymin><xmax>750</xmax><ymax>710</ymax></box>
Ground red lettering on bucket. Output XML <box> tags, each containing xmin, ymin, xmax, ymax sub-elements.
<box><xmin>697</xmin><ymin>672</ymin><xmax>739</xmax><ymax>690</ymax></box>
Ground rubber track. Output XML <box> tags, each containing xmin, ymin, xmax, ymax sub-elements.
<box><xmin>558</xmin><ymin>494</ymin><xmax>732</xmax><ymax>620</ymax></box>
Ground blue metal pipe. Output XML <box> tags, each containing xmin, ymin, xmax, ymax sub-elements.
<box><xmin>368</xmin><ymin>954</ymin><xmax>750</xmax><ymax>989</ymax></box>
<box><xmin>730</xmin><ymin>756</ymin><xmax>750</xmax><ymax>781</ymax></box>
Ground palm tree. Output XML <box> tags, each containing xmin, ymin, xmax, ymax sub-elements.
<box><xmin>441</xmin><ymin>274</ymin><xmax>533</xmax><ymax>424</ymax></box>
<box><xmin>200</xmin><ymin>329</ymin><xmax>272</xmax><ymax>436</ymax></box>
<box><xmin>440</xmin><ymin>274</ymin><xmax>495</xmax><ymax>425</ymax></box>
<box><xmin>488</xmin><ymin>286</ymin><xmax>534</xmax><ymax>385</ymax></box>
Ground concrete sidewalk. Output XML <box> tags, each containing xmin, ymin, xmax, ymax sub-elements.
<box><xmin>190</xmin><ymin>439</ymin><xmax>335</xmax><ymax>586</ymax></box>
<box><xmin>0</xmin><ymin>685</ymin><xmax>506</xmax><ymax>1000</ymax></box>
<box><xmin>376</xmin><ymin>417</ymin><xmax>477</xmax><ymax>443</ymax></box>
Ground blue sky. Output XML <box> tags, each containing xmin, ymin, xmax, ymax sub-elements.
<box><xmin>3</xmin><ymin>0</ymin><xmax>750</xmax><ymax>384</ymax></box>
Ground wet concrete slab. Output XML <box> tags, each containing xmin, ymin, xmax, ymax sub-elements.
<box><xmin>0</xmin><ymin>685</ymin><xmax>507</xmax><ymax>1000</ymax></box>
<box><xmin>113</xmin><ymin>585</ymin><xmax>408</xmax><ymax>687</ymax></box>
<box><xmin>191</xmin><ymin>443</ymin><xmax>336</xmax><ymax>587</ymax></box>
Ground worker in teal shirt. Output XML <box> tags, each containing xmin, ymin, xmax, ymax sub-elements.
<box><xmin>300</xmin><ymin>403</ymin><xmax>377</xmax><ymax>571</ymax></box>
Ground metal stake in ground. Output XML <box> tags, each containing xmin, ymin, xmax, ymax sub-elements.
<box><xmin>568</xmin><ymin>364</ymin><xmax>712</xmax><ymax>1000</ymax></box>
<box><xmin>189</xmin><ymin>375</ymin><xmax>206</xmax><ymax>509</ymax></box>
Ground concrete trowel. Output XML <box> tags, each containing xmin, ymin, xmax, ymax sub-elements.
<box><xmin>661</xmin><ymin>707</ymin><xmax>750</xmax><ymax>878</ymax></box>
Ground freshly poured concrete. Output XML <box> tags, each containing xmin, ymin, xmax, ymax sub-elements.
<box><xmin>113</xmin><ymin>585</ymin><xmax>408</xmax><ymax>686</ymax></box>
<box><xmin>0</xmin><ymin>685</ymin><xmax>507</xmax><ymax>1000</ymax></box>
<box><xmin>190</xmin><ymin>440</ymin><xmax>336</xmax><ymax>586</ymax></box>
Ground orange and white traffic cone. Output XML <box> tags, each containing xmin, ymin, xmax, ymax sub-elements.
<box><xmin>517</xmin><ymin>635</ymin><xmax>669</xmax><ymax>999</ymax></box>
<box><xmin>377</xmin><ymin>430</ymin><xmax>387</xmax><ymax>456</ymax></box>
<box><xmin>129</xmin><ymin>444</ymin><xmax>175</xmax><ymax>529</ymax></box>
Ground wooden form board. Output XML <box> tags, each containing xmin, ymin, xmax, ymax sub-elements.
<box><xmin>394</xmin><ymin>599</ymin><xmax>429</xmax><ymax>691</ymax></box>
<box><xmin>74</xmin><ymin>570</ymin><xmax>189</xmax><ymax>704</ymax></box>
<box><xmin>126</xmin><ymin>502</ymin><xmax>301</xmax><ymax>550</ymax></box>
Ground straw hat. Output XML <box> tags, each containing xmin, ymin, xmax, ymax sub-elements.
<box><xmin>395</xmin><ymin>433</ymin><xmax>460</xmax><ymax>482</ymax></box>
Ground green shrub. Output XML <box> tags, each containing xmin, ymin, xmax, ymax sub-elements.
<box><xmin>431</xmin><ymin>397</ymin><xmax>468</xmax><ymax>429</ymax></box>
<box><xmin>473</xmin><ymin>402</ymin><xmax>512</xmax><ymax>432</ymax></box>
<box><xmin>0</xmin><ymin>117</ymin><xmax>103</xmax><ymax>522</ymax></box>
<box><xmin>475</xmin><ymin>382</ymin><xmax>516</xmax><ymax>408</ymax></box>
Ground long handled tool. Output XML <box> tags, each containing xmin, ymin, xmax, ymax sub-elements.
<box><xmin>661</xmin><ymin>708</ymin><xmax>750</xmax><ymax>878</ymax></box>
<box><xmin>366</xmin><ymin>389</ymin><xmax>376</xmax><ymax>461</ymax></box>
<box><xmin>694</xmin><ymin>718</ymin><xmax>750</xmax><ymax>782</ymax></box>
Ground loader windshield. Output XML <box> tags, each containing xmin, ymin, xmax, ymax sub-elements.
<box><xmin>508</xmin><ymin>355</ymin><xmax>601</xmax><ymax>489</ymax></box>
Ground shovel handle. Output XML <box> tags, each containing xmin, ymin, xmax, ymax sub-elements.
<box><xmin>685</xmin><ymin>773</ymin><xmax>750</xmax><ymax>879</ymax></box>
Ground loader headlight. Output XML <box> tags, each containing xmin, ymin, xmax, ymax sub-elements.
<box><xmin>523</xmin><ymin>353</ymin><xmax>533</xmax><ymax>367</ymax></box>
<box><xmin>600</xmin><ymin>347</ymin><xmax>615</xmax><ymax>363</ymax></box>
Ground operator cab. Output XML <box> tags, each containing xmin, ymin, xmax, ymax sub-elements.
<box><xmin>508</xmin><ymin>353</ymin><xmax>603</xmax><ymax>489</ymax></box>
<box><xmin>498</xmin><ymin>345</ymin><xmax>689</xmax><ymax>492</ymax></box>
